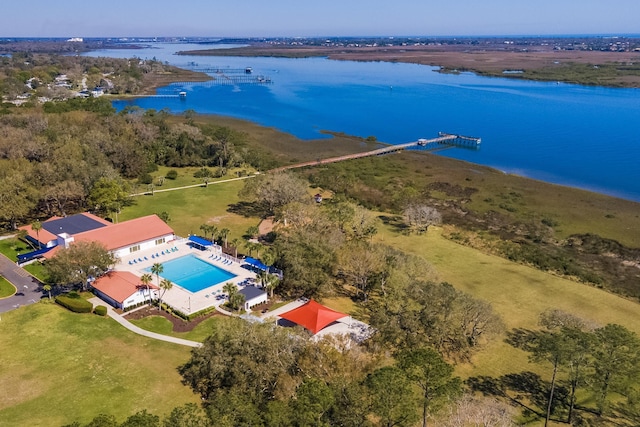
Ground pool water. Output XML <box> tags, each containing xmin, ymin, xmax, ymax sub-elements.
<box><xmin>146</xmin><ymin>254</ymin><xmax>236</xmax><ymax>293</ymax></box>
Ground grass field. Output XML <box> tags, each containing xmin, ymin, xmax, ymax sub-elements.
<box><xmin>0</xmin><ymin>275</ymin><xmax>16</xmax><ymax>298</ymax></box>
<box><xmin>0</xmin><ymin>303</ymin><xmax>198</xmax><ymax>427</ymax></box>
<box><xmin>375</xmin><ymin>224</ymin><xmax>640</xmax><ymax>377</ymax></box>
<box><xmin>120</xmin><ymin>178</ymin><xmax>260</xmax><ymax>242</ymax></box>
<box><xmin>128</xmin><ymin>165</ymin><xmax>256</xmax><ymax>195</ymax></box>
<box><xmin>129</xmin><ymin>315</ymin><xmax>224</xmax><ymax>342</ymax></box>
<box><xmin>388</xmin><ymin>226</ymin><xmax>640</xmax><ymax>332</ymax></box>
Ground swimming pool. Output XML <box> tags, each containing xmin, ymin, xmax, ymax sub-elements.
<box><xmin>145</xmin><ymin>254</ymin><xmax>236</xmax><ymax>293</ymax></box>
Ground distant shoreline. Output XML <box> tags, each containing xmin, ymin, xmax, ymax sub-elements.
<box><xmin>177</xmin><ymin>42</ymin><xmax>640</xmax><ymax>88</ymax></box>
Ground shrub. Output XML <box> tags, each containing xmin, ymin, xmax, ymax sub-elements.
<box><xmin>56</xmin><ymin>295</ymin><xmax>93</xmax><ymax>313</ymax></box>
<box><xmin>94</xmin><ymin>305</ymin><xmax>108</xmax><ymax>316</ymax></box>
<box><xmin>166</xmin><ymin>169</ymin><xmax>178</xmax><ymax>180</ymax></box>
<box><xmin>67</xmin><ymin>291</ymin><xmax>81</xmax><ymax>299</ymax></box>
<box><xmin>193</xmin><ymin>167</ymin><xmax>212</xmax><ymax>178</ymax></box>
<box><xmin>138</xmin><ymin>173</ymin><xmax>153</xmax><ymax>185</ymax></box>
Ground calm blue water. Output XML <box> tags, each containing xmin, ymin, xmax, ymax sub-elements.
<box><xmin>146</xmin><ymin>254</ymin><xmax>236</xmax><ymax>293</ymax></box>
<box><xmin>86</xmin><ymin>43</ymin><xmax>640</xmax><ymax>201</ymax></box>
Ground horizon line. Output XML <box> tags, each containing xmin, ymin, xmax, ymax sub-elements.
<box><xmin>2</xmin><ymin>33</ymin><xmax>640</xmax><ymax>40</ymax></box>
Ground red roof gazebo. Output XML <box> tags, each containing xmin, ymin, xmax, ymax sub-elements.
<box><xmin>278</xmin><ymin>299</ymin><xmax>348</xmax><ymax>334</ymax></box>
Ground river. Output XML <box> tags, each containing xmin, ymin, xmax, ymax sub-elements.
<box><xmin>85</xmin><ymin>43</ymin><xmax>640</xmax><ymax>202</ymax></box>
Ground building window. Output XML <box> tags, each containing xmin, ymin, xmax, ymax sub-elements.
<box><xmin>129</xmin><ymin>245</ymin><xmax>140</xmax><ymax>253</ymax></box>
<box><xmin>155</xmin><ymin>238</ymin><xmax>165</xmax><ymax>245</ymax></box>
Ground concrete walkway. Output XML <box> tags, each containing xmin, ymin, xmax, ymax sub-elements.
<box><xmin>0</xmin><ymin>253</ymin><xmax>44</xmax><ymax>313</ymax></box>
<box><xmin>129</xmin><ymin>175</ymin><xmax>255</xmax><ymax>197</ymax></box>
<box><xmin>88</xmin><ymin>297</ymin><xmax>202</xmax><ymax>348</ymax></box>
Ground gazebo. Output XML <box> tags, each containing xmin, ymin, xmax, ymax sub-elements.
<box><xmin>188</xmin><ymin>235</ymin><xmax>213</xmax><ymax>250</ymax></box>
<box><xmin>244</xmin><ymin>256</ymin><xmax>269</xmax><ymax>272</ymax></box>
<box><xmin>278</xmin><ymin>299</ymin><xmax>348</xmax><ymax>335</ymax></box>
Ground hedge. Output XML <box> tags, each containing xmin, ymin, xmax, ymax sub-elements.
<box><xmin>94</xmin><ymin>305</ymin><xmax>108</xmax><ymax>316</ymax></box>
<box><xmin>55</xmin><ymin>295</ymin><xmax>93</xmax><ymax>313</ymax></box>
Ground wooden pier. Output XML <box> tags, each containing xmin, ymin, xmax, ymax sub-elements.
<box><xmin>168</xmin><ymin>75</ymin><xmax>272</xmax><ymax>86</ymax></box>
<box><xmin>271</xmin><ymin>133</ymin><xmax>482</xmax><ymax>173</ymax></box>
<box><xmin>191</xmin><ymin>67</ymin><xmax>254</xmax><ymax>74</ymax></box>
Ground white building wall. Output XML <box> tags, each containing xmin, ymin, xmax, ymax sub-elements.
<box><xmin>123</xmin><ymin>288</ymin><xmax>158</xmax><ymax>310</ymax></box>
<box><xmin>112</xmin><ymin>233</ymin><xmax>175</xmax><ymax>259</ymax></box>
<box><xmin>244</xmin><ymin>292</ymin><xmax>268</xmax><ymax>310</ymax></box>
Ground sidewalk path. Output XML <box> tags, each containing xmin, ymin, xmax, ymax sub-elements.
<box><xmin>0</xmin><ymin>253</ymin><xmax>44</xmax><ymax>313</ymax></box>
<box><xmin>89</xmin><ymin>297</ymin><xmax>202</xmax><ymax>348</ymax></box>
<box><xmin>129</xmin><ymin>175</ymin><xmax>255</xmax><ymax>197</ymax></box>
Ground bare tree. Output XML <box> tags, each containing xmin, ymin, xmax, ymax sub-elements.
<box><xmin>403</xmin><ymin>203</ymin><xmax>442</xmax><ymax>234</ymax></box>
<box><xmin>439</xmin><ymin>394</ymin><xmax>516</xmax><ymax>427</ymax></box>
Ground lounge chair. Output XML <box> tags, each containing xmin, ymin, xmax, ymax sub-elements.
<box><xmin>144</xmin><ymin>256</ymin><xmax>148</xmax><ymax>261</ymax></box>
<box><xmin>128</xmin><ymin>260</ymin><xmax>133</xmax><ymax>265</ymax></box>
<box><xmin>151</xmin><ymin>254</ymin><xmax>155</xmax><ymax>259</ymax></box>
<box><xmin>205</xmin><ymin>294</ymin><xmax>210</xmax><ymax>298</ymax></box>
<box><xmin>138</xmin><ymin>258</ymin><xmax>143</xmax><ymax>262</ymax></box>
<box><xmin>132</xmin><ymin>259</ymin><xmax>137</xmax><ymax>264</ymax></box>
<box><xmin>156</xmin><ymin>253</ymin><xmax>159</xmax><ymax>257</ymax></box>
<box><xmin>161</xmin><ymin>251</ymin><xmax>165</xmax><ymax>255</ymax></box>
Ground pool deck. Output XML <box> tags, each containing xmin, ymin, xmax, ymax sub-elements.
<box><xmin>114</xmin><ymin>238</ymin><xmax>259</xmax><ymax>315</ymax></box>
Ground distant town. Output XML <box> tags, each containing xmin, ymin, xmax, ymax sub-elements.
<box><xmin>2</xmin><ymin>35</ymin><xmax>640</xmax><ymax>54</ymax></box>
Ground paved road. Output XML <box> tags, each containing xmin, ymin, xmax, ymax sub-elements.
<box><xmin>88</xmin><ymin>297</ymin><xmax>202</xmax><ymax>348</ymax></box>
<box><xmin>0</xmin><ymin>253</ymin><xmax>44</xmax><ymax>313</ymax></box>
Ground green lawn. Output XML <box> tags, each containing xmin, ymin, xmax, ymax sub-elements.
<box><xmin>0</xmin><ymin>239</ymin><xmax>49</xmax><ymax>282</ymax></box>
<box><xmin>129</xmin><ymin>315</ymin><xmax>225</xmax><ymax>342</ymax></box>
<box><xmin>0</xmin><ymin>303</ymin><xmax>198</xmax><ymax>427</ymax></box>
<box><xmin>0</xmin><ymin>275</ymin><xmax>16</xmax><ymax>298</ymax></box>
<box><xmin>129</xmin><ymin>165</ymin><xmax>256</xmax><ymax>194</ymax></box>
<box><xmin>0</xmin><ymin>237</ymin><xmax>32</xmax><ymax>262</ymax></box>
<box><xmin>120</xmin><ymin>178</ymin><xmax>259</xmax><ymax>244</ymax></box>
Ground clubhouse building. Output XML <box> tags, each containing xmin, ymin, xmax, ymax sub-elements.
<box><xmin>19</xmin><ymin>213</ymin><xmax>175</xmax><ymax>263</ymax></box>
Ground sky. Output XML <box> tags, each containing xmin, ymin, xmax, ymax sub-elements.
<box><xmin>1</xmin><ymin>0</ymin><xmax>639</xmax><ymax>38</ymax></box>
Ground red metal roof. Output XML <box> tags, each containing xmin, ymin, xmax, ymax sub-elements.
<box><xmin>73</xmin><ymin>214</ymin><xmax>174</xmax><ymax>251</ymax></box>
<box><xmin>278</xmin><ymin>300</ymin><xmax>347</xmax><ymax>334</ymax></box>
<box><xmin>91</xmin><ymin>271</ymin><xmax>158</xmax><ymax>304</ymax></box>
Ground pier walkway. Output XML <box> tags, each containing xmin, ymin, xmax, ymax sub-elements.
<box><xmin>271</xmin><ymin>133</ymin><xmax>481</xmax><ymax>173</ymax></box>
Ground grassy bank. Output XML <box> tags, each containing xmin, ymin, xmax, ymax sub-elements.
<box><xmin>0</xmin><ymin>303</ymin><xmax>197</xmax><ymax>427</ymax></box>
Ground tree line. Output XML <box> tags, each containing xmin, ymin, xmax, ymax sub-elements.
<box><xmin>0</xmin><ymin>105</ymin><xmax>272</xmax><ymax>230</ymax></box>
<box><xmin>64</xmin><ymin>318</ymin><xmax>516</xmax><ymax>427</ymax></box>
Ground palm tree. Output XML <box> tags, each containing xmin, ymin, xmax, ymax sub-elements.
<box><xmin>245</xmin><ymin>225</ymin><xmax>260</xmax><ymax>239</ymax></box>
<box><xmin>199</xmin><ymin>224</ymin><xmax>210</xmax><ymax>239</ymax></box>
<box><xmin>222</xmin><ymin>281</ymin><xmax>242</xmax><ymax>312</ymax></box>
<box><xmin>219</xmin><ymin>228</ymin><xmax>230</xmax><ymax>248</ymax></box>
<box><xmin>31</xmin><ymin>220</ymin><xmax>42</xmax><ymax>249</ymax></box>
<box><xmin>230</xmin><ymin>238</ymin><xmax>241</xmax><ymax>258</ymax></box>
<box><xmin>150</xmin><ymin>263</ymin><xmax>163</xmax><ymax>286</ymax></box>
<box><xmin>244</xmin><ymin>241</ymin><xmax>261</xmax><ymax>257</ymax></box>
<box><xmin>140</xmin><ymin>273</ymin><xmax>153</xmax><ymax>305</ymax></box>
<box><xmin>158</xmin><ymin>278</ymin><xmax>173</xmax><ymax>311</ymax></box>
<box><xmin>263</xmin><ymin>274</ymin><xmax>280</xmax><ymax>299</ymax></box>
<box><xmin>230</xmin><ymin>292</ymin><xmax>245</xmax><ymax>313</ymax></box>
<box><xmin>43</xmin><ymin>284</ymin><xmax>52</xmax><ymax>300</ymax></box>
